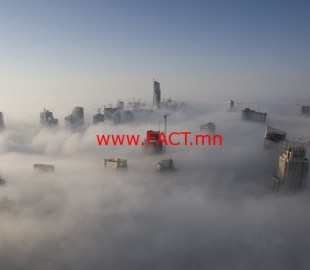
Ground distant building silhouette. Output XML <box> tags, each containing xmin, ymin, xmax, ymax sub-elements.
<box><xmin>93</xmin><ymin>109</ymin><xmax>104</xmax><ymax>124</ymax></box>
<box><xmin>228</xmin><ymin>100</ymin><xmax>235</xmax><ymax>112</ymax></box>
<box><xmin>65</xmin><ymin>106</ymin><xmax>84</xmax><ymax>128</ymax></box>
<box><xmin>40</xmin><ymin>109</ymin><xmax>58</xmax><ymax>127</ymax></box>
<box><xmin>300</xmin><ymin>105</ymin><xmax>310</xmax><ymax>117</ymax></box>
<box><xmin>242</xmin><ymin>108</ymin><xmax>267</xmax><ymax>122</ymax></box>
<box><xmin>0</xmin><ymin>112</ymin><xmax>4</xmax><ymax>129</ymax></box>
<box><xmin>33</xmin><ymin>164</ymin><xmax>55</xmax><ymax>173</ymax></box>
<box><xmin>72</xmin><ymin>106</ymin><xmax>84</xmax><ymax>125</ymax></box>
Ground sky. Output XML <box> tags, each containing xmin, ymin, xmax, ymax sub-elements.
<box><xmin>0</xmin><ymin>0</ymin><xmax>310</xmax><ymax>116</ymax></box>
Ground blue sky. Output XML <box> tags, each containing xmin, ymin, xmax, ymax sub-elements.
<box><xmin>0</xmin><ymin>0</ymin><xmax>310</xmax><ymax>113</ymax></box>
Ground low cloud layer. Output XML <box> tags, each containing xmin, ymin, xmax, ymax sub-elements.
<box><xmin>0</xmin><ymin>101</ymin><xmax>310</xmax><ymax>270</ymax></box>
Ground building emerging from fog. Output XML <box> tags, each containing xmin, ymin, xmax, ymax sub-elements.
<box><xmin>104</xmin><ymin>158</ymin><xmax>127</xmax><ymax>169</ymax></box>
<box><xmin>153</xmin><ymin>80</ymin><xmax>161</xmax><ymax>109</ymax></box>
<box><xmin>65</xmin><ymin>106</ymin><xmax>84</xmax><ymax>128</ymax></box>
<box><xmin>228</xmin><ymin>100</ymin><xmax>235</xmax><ymax>112</ymax></box>
<box><xmin>300</xmin><ymin>105</ymin><xmax>310</xmax><ymax>117</ymax></box>
<box><xmin>93</xmin><ymin>109</ymin><xmax>104</xmax><ymax>124</ymax></box>
<box><xmin>157</xmin><ymin>159</ymin><xmax>176</xmax><ymax>172</ymax></box>
<box><xmin>265</xmin><ymin>126</ymin><xmax>286</xmax><ymax>142</ymax></box>
<box><xmin>272</xmin><ymin>141</ymin><xmax>309</xmax><ymax>192</ymax></box>
<box><xmin>0</xmin><ymin>173</ymin><xmax>5</xmax><ymax>186</ymax></box>
<box><xmin>103</xmin><ymin>99</ymin><xmax>150</xmax><ymax>125</ymax></box>
<box><xmin>103</xmin><ymin>100</ymin><xmax>134</xmax><ymax>125</ymax></box>
<box><xmin>72</xmin><ymin>106</ymin><xmax>84</xmax><ymax>125</ymax></box>
<box><xmin>200</xmin><ymin>122</ymin><xmax>216</xmax><ymax>133</ymax></box>
<box><xmin>0</xmin><ymin>112</ymin><xmax>4</xmax><ymax>129</ymax></box>
<box><xmin>264</xmin><ymin>121</ymin><xmax>286</xmax><ymax>149</ymax></box>
<box><xmin>33</xmin><ymin>164</ymin><xmax>55</xmax><ymax>173</ymax></box>
<box><xmin>143</xmin><ymin>130</ymin><xmax>164</xmax><ymax>155</ymax></box>
<box><xmin>98</xmin><ymin>80</ymin><xmax>185</xmax><ymax>125</ymax></box>
<box><xmin>40</xmin><ymin>109</ymin><xmax>58</xmax><ymax>127</ymax></box>
<box><xmin>242</xmin><ymin>108</ymin><xmax>267</xmax><ymax>122</ymax></box>
<box><xmin>152</xmin><ymin>80</ymin><xmax>186</xmax><ymax>111</ymax></box>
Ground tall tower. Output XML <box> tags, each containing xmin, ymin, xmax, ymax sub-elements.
<box><xmin>72</xmin><ymin>106</ymin><xmax>84</xmax><ymax>125</ymax></box>
<box><xmin>272</xmin><ymin>141</ymin><xmax>309</xmax><ymax>192</ymax></box>
<box><xmin>153</xmin><ymin>80</ymin><xmax>161</xmax><ymax>109</ymax></box>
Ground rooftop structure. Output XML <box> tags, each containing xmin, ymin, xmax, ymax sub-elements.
<box><xmin>265</xmin><ymin>126</ymin><xmax>286</xmax><ymax>142</ymax></box>
<box><xmin>264</xmin><ymin>117</ymin><xmax>286</xmax><ymax>149</ymax></box>
<box><xmin>264</xmin><ymin>124</ymin><xmax>286</xmax><ymax>149</ymax></box>
<box><xmin>93</xmin><ymin>109</ymin><xmax>104</xmax><ymax>124</ymax></box>
<box><xmin>200</xmin><ymin>122</ymin><xmax>216</xmax><ymax>133</ymax></box>
<box><xmin>33</xmin><ymin>164</ymin><xmax>55</xmax><ymax>173</ymax></box>
<box><xmin>128</xmin><ymin>99</ymin><xmax>145</xmax><ymax>111</ymax></box>
<box><xmin>117</xmin><ymin>99</ymin><xmax>124</xmax><ymax>110</ymax></box>
<box><xmin>241</xmin><ymin>108</ymin><xmax>267</xmax><ymax>122</ymax></box>
<box><xmin>104</xmin><ymin>158</ymin><xmax>127</xmax><ymax>169</ymax></box>
<box><xmin>104</xmin><ymin>106</ymin><xmax>119</xmax><ymax>122</ymax></box>
<box><xmin>157</xmin><ymin>159</ymin><xmax>177</xmax><ymax>172</ymax></box>
<box><xmin>65</xmin><ymin>106</ymin><xmax>84</xmax><ymax>128</ymax></box>
<box><xmin>271</xmin><ymin>141</ymin><xmax>309</xmax><ymax>192</ymax></box>
<box><xmin>103</xmin><ymin>99</ymin><xmax>152</xmax><ymax>124</ymax></box>
<box><xmin>40</xmin><ymin>109</ymin><xmax>58</xmax><ymax>127</ymax></box>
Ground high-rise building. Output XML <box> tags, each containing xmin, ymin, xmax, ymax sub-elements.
<box><xmin>40</xmin><ymin>109</ymin><xmax>58</xmax><ymax>127</ymax></box>
<box><xmin>72</xmin><ymin>106</ymin><xmax>84</xmax><ymax>125</ymax></box>
<box><xmin>65</xmin><ymin>106</ymin><xmax>84</xmax><ymax>128</ymax></box>
<box><xmin>93</xmin><ymin>109</ymin><xmax>104</xmax><ymax>124</ymax></box>
<box><xmin>242</xmin><ymin>108</ymin><xmax>267</xmax><ymax>122</ymax></box>
<box><xmin>117</xmin><ymin>100</ymin><xmax>124</xmax><ymax>110</ymax></box>
<box><xmin>65</xmin><ymin>114</ymin><xmax>78</xmax><ymax>127</ymax></box>
<box><xmin>153</xmin><ymin>80</ymin><xmax>161</xmax><ymax>109</ymax></box>
<box><xmin>265</xmin><ymin>126</ymin><xmax>286</xmax><ymax>143</ymax></box>
<box><xmin>104</xmin><ymin>106</ymin><xmax>118</xmax><ymax>121</ymax></box>
<box><xmin>0</xmin><ymin>112</ymin><xmax>4</xmax><ymax>129</ymax></box>
<box><xmin>272</xmin><ymin>141</ymin><xmax>309</xmax><ymax>192</ymax></box>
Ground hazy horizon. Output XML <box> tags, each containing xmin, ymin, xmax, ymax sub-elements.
<box><xmin>1</xmin><ymin>0</ymin><xmax>310</xmax><ymax>108</ymax></box>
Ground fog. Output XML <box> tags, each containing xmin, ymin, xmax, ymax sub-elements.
<box><xmin>0</xmin><ymin>100</ymin><xmax>310</xmax><ymax>270</ymax></box>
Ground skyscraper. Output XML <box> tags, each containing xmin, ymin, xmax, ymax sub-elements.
<box><xmin>40</xmin><ymin>109</ymin><xmax>58</xmax><ymax>127</ymax></box>
<box><xmin>72</xmin><ymin>106</ymin><xmax>84</xmax><ymax>125</ymax></box>
<box><xmin>272</xmin><ymin>141</ymin><xmax>309</xmax><ymax>192</ymax></box>
<box><xmin>153</xmin><ymin>80</ymin><xmax>161</xmax><ymax>109</ymax></box>
<box><xmin>65</xmin><ymin>106</ymin><xmax>84</xmax><ymax>128</ymax></box>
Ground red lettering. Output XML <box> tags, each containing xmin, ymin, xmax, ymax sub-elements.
<box><xmin>168</xmin><ymin>132</ymin><xmax>180</xmax><ymax>145</ymax></box>
<box><xmin>96</xmin><ymin>134</ymin><xmax>110</xmax><ymax>146</ymax></box>
<box><xmin>156</xmin><ymin>132</ymin><xmax>168</xmax><ymax>145</ymax></box>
